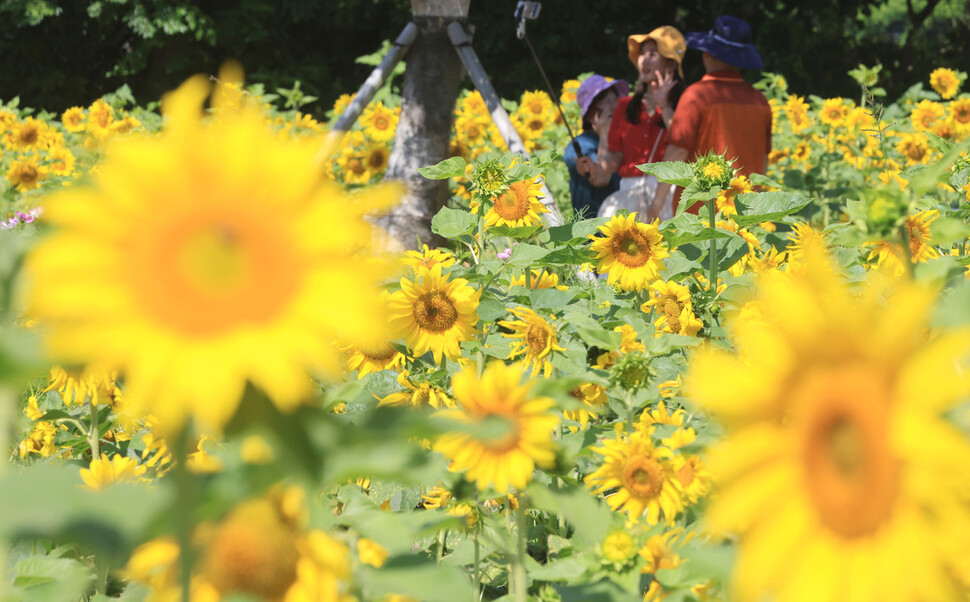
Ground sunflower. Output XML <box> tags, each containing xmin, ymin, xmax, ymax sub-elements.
<box><xmin>26</xmin><ymin>74</ymin><xmax>397</xmax><ymax>434</ymax></box>
<box><xmin>595</xmin><ymin>324</ymin><xmax>647</xmax><ymax>369</ymax></box>
<box><xmin>600</xmin><ymin>531</ymin><xmax>638</xmax><ymax>568</ymax></box>
<box><xmin>336</xmin><ymin>133</ymin><xmax>372</xmax><ymax>185</ymax></box>
<box><xmin>563</xmin><ymin>382</ymin><xmax>608</xmax><ymax>430</ymax></box>
<box><xmin>343</xmin><ymin>337</ymin><xmax>406</xmax><ymax>379</ymax></box>
<box><xmin>786</xmin><ymin>221</ymin><xmax>828</xmax><ymax>263</ymax></box>
<box><xmin>331</xmin><ymin>93</ymin><xmax>356</xmax><ymax>117</ymax></box>
<box><xmin>360</xmin><ymin>102</ymin><xmax>398</xmax><ymax>142</ymax></box>
<box><xmin>43</xmin><ymin>365</ymin><xmax>116</xmax><ymax>406</ymax></box>
<box><xmin>87</xmin><ymin>98</ymin><xmax>115</xmax><ymax>137</ymax></box>
<box><xmin>364</xmin><ymin>143</ymin><xmax>390</xmax><ymax>175</ymax></box>
<box><xmin>454</xmin><ymin>114</ymin><xmax>489</xmax><ymax>148</ymax></box>
<box><xmin>949</xmin><ymin>98</ymin><xmax>970</xmax><ymax>133</ymax></box>
<box><xmin>509</xmin><ymin>269</ymin><xmax>565</xmax><ymax>290</ymax></box>
<box><xmin>910</xmin><ymin>99</ymin><xmax>945</xmax><ymax>132</ymax></box>
<box><xmin>6</xmin><ymin>157</ymin><xmax>49</xmax><ymax>192</ymax></box>
<box><xmin>791</xmin><ymin>142</ymin><xmax>811</xmax><ymax>162</ymax></box>
<box><xmin>485</xmin><ymin>177</ymin><xmax>549</xmax><ymax>228</ymax></box>
<box><xmin>672</xmin><ymin>454</ymin><xmax>712</xmax><ymax>505</ymax></box>
<box><xmin>498</xmin><ymin>306</ymin><xmax>566</xmax><ymax>377</ymax></box>
<box><xmin>589</xmin><ymin>213</ymin><xmax>669</xmax><ymax>292</ymax></box>
<box><xmin>818</xmin><ymin>97</ymin><xmax>849</xmax><ymax>127</ymax></box>
<box><xmin>434</xmin><ymin>361</ymin><xmax>559</xmax><ymax>493</ymax></box>
<box><xmin>519</xmin><ymin>90</ymin><xmax>553</xmax><ymax>117</ymax></box>
<box><xmin>843</xmin><ymin>106</ymin><xmax>875</xmax><ymax>132</ymax></box>
<box><xmin>399</xmin><ymin>244</ymin><xmax>456</xmax><ymax>272</ymax></box>
<box><xmin>458</xmin><ymin>91</ymin><xmax>489</xmax><ymax>118</ymax></box>
<box><xmin>4</xmin><ymin>118</ymin><xmax>49</xmax><ymax>152</ymax></box>
<box><xmin>685</xmin><ymin>250</ymin><xmax>970</xmax><ymax>602</ymax></box>
<box><xmin>641</xmin><ymin>280</ymin><xmax>703</xmax><ymax>337</ymax></box>
<box><xmin>748</xmin><ymin>246</ymin><xmax>788</xmax><ymax>274</ymax></box>
<box><xmin>387</xmin><ymin>264</ymin><xmax>480</xmax><ymax>363</ymax></box>
<box><xmin>560</xmin><ymin>79</ymin><xmax>581</xmax><ymax>105</ymax></box>
<box><xmin>895</xmin><ymin>132</ymin><xmax>932</xmax><ymax>165</ymax></box>
<box><xmin>125</xmin><ymin>487</ymin><xmax>351</xmax><ymax>601</ymax></box>
<box><xmin>930</xmin><ymin>67</ymin><xmax>962</xmax><ymax>99</ymax></box>
<box><xmin>585</xmin><ymin>427</ymin><xmax>684</xmax><ymax>524</ymax></box>
<box><xmin>80</xmin><ymin>454</ymin><xmax>148</xmax><ymax>490</ymax></box>
<box><xmin>47</xmin><ymin>146</ymin><xmax>76</xmax><ymax>177</ymax></box>
<box><xmin>61</xmin><ymin>107</ymin><xmax>86</xmax><ymax>132</ymax></box>
<box><xmin>378</xmin><ymin>370</ymin><xmax>454</xmax><ymax>409</ymax></box>
<box><xmin>717</xmin><ymin>219</ymin><xmax>760</xmax><ymax>276</ymax></box>
<box><xmin>867</xmin><ymin>209</ymin><xmax>940</xmax><ymax>276</ymax></box>
<box><xmin>715</xmin><ymin>174</ymin><xmax>753</xmax><ymax>216</ymax></box>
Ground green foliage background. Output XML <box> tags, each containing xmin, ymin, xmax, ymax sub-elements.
<box><xmin>1</xmin><ymin>0</ymin><xmax>967</xmax><ymax>114</ymax></box>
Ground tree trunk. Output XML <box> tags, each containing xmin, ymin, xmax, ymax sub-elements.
<box><xmin>378</xmin><ymin>16</ymin><xmax>464</xmax><ymax>251</ymax></box>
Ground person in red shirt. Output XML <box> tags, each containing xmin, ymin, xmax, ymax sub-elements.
<box><xmin>651</xmin><ymin>16</ymin><xmax>772</xmax><ymax>218</ymax></box>
<box><xmin>576</xmin><ymin>26</ymin><xmax>686</xmax><ymax>219</ymax></box>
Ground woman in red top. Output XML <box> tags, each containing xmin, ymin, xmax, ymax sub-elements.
<box><xmin>577</xmin><ymin>26</ymin><xmax>686</xmax><ymax>220</ymax></box>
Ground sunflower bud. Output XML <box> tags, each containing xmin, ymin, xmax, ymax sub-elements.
<box><xmin>611</xmin><ymin>351</ymin><xmax>651</xmax><ymax>391</ymax></box>
<box><xmin>692</xmin><ymin>151</ymin><xmax>736</xmax><ymax>189</ymax></box>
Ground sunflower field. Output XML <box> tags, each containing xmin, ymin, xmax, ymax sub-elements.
<box><xmin>1</xmin><ymin>57</ymin><xmax>970</xmax><ymax>602</ymax></box>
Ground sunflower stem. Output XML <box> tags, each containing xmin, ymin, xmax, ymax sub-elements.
<box><xmin>172</xmin><ymin>426</ymin><xmax>196</xmax><ymax>602</ymax></box>
<box><xmin>0</xmin><ymin>386</ymin><xmax>13</xmax><ymax>594</ymax></box>
<box><xmin>88</xmin><ymin>398</ymin><xmax>100</xmax><ymax>460</ymax></box>
<box><xmin>899</xmin><ymin>223</ymin><xmax>915</xmax><ymax>280</ymax></box>
<box><xmin>707</xmin><ymin>198</ymin><xmax>718</xmax><ymax>288</ymax></box>
<box><xmin>473</xmin><ymin>524</ymin><xmax>482</xmax><ymax>601</ymax></box>
<box><xmin>512</xmin><ymin>495</ymin><xmax>528</xmax><ymax>602</ymax></box>
<box><xmin>436</xmin><ymin>529</ymin><xmax>448</xmax><ymax>563</ymax></box>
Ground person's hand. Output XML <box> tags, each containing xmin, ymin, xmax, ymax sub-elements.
<box><xmin>576</xmin><ymin>156</ymin><xmax>595</xmax><ymax>178</ymax></box>
<box><xmin>647</xmin><ymin>68</ymin><xmax>675</xmax><ymax>107</ymax></box>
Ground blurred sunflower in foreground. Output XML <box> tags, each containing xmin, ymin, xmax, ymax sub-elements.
<box><xmin>125</xmin><ymin>487</ymin><xmax>352</xmax><ymax>601</ymax></box>
<box><xmin>686</xmin><ymin>250</ymin><xmax>970</xmax><ymax>602</ymax></box>
<box><xmin>25</xmin><ymin>67</ymin><xmax>399</xmax><ymax>433</ymax></box>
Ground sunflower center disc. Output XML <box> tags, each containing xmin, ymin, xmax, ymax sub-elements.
<box><xmin>622</xmin><ymin>455</ymin><xmax>663</xmax><ymax>498</ymax></box>
<box><xmin>414</xmin><ymin>291</ymin><xmax>458</xmax><ymax>333</ymax></box>
<box><xmin>798</xmin><ymin>366</ymin><xmax>900</xmax><ymax>539</ymax></box>
<box><xmin>526</xmin><ymin>323</ymin><xmax>549</xmax><ymax>354</ymax></box>
<box><xmin>613</xmin><ymin>231</ymin><xmax>651</xmax><ymax>268</ymax></box>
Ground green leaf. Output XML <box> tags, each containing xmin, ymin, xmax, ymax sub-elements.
<box><xmin>530</xmin><ymin>287</ymin><xmax>575</xmax><ymax>310</ymax></box>
<box><xmin>527</xmin><ymin>555</ymin><xmax>588</xmax><ymax>581</ymax></box>
<box><xmin>507</xmin><ymin>243</ymin><xmax>551</xmax><ymax>268</ymax></box>
<box><xmin>908</xmin><ymin>138</ymin><xmax>970</xmax><ymax>195</ymax></box>
<box><xmin>929</xmin><ymin>216</ymin><xmax>970</xmax><ymax>245</ymax></box>
<box><xmin>562</xmin><ymin>310</ymin><xmax>621</xmax><ymax>349</ymax></box>
<box><xmin>932</xmin><ymin>281</ymin><xmax>970</xmax><ymax>328</ymax></box>
<box><xmin>646</xmin><ymin>334</ymin><xmax>703</xmax><ymax>356</ymax></box>
<box><xmin>747</xmin><ymin>173</ymin><xmax>783</xmax><ymax>188</ymax></box>
<box><xmin>675</xmin><ymin>184</ymin><xmax>720</xmax><ymax>215</ymax></box>
<box><xmin>488</xmin><ymin>224</ymin><xmax>544</xmax><ymax>239</ymax></box>
<box><xmin>13</xmin><ymin>556</ymin><xmax>93</xmax><ymax>600</ymax></box>
<box><xmin>528</xmin><ymin>483</ymin><xmax>612</xmax><ymax>548</ymax></box>
<box><xmin>661</xmin><ymin>213</ymin><xmax>735</xmax><ymax>248</ymax></box>
<box><xmin>418</xmin><ymin>156</ymin><xmax>466</xmax><ymax>180</ymax></box>
<box><xmin>636</xmin><ymin>161</ymin><xmax>693</xmax><ymax>187</ymax></box>
<box><xmin>358</xmin><ymin>555</ymin><xmax>474</xmax><ymax>602</ymax></box>
<box><xmin>477</xmin><ymin>297</ymin><xmax>509</xmax><ymax>321</ymax></box>
<box><xmin>430</xmin><ymin>207</ymin><xmax>477</xmax><ymax>239</ymax></box>
<box><xmin>732</xmin><ymin>191</ymin><xmax>812</xmax><ymax>226</ymax></box>
<box><xmin>659</xmin><ymin>253</ymin><xmax>704</xmax><ymax>281</ymax></box>
<box><xmin>540</xmin><ymin>217</ymin><xmax>610</xmax><ymax>243</ymax></box>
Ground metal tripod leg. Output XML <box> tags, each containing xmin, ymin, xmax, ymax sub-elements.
<box><xmin>446</xmin><ymin>21</ymin><xmax>564</xmax><ymax>227</ymax></box>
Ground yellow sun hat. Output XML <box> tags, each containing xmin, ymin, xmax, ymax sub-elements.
<box><xmin>628</xmin><ymin>26</ymin><xmax>687</xmax><ymax>79</ymax></box>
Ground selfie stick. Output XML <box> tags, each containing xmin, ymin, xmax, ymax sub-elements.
<box><xmin>514</xmin><ymin>2</ymin><xmax>583</xmax><ymax>158</ymax></box>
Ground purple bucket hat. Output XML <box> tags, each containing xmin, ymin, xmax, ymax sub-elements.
<box><xmin>685</xmin><ymin>15</ymin><xmax>764</xmax><ymax>70</ymax></box>
<box><xmin>577</xmin><ymin>75</ymin><xmax>630</xmax><ymax>121</ymax></box>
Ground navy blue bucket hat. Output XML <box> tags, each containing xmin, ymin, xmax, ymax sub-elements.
<box><xmin>685</xmin><ymin>16</ymin><xmax>763</xmax><ymax>69</ymax></box>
